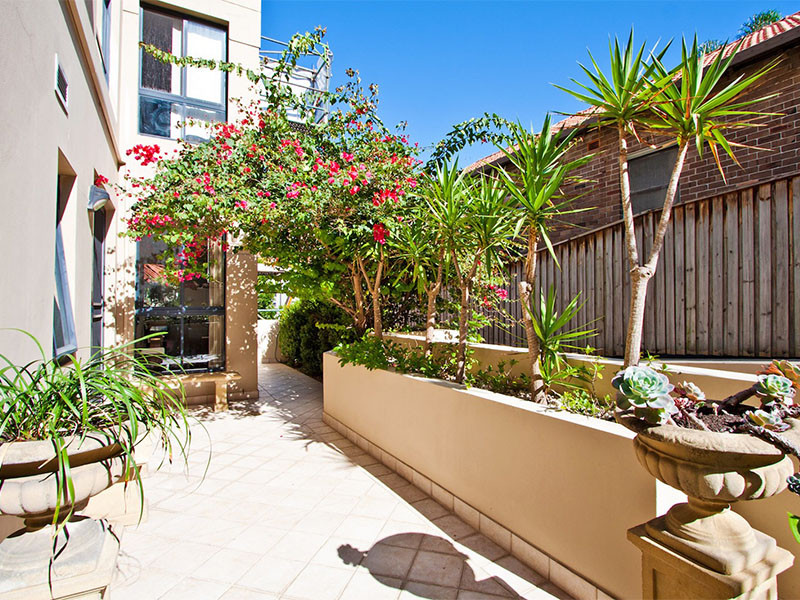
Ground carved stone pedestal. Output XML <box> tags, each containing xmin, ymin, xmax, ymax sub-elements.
<box><xmin>0</xmin><ymin>518</ymin><xmax>120</xmax><ymax>600</ymax></box>
<box><xmin>629</xmin><ymin>522</ymin><xmax>793</xmax><ymax>600</ymax></box>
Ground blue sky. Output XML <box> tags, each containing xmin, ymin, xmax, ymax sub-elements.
<box><xmin>260</xmin><ymin>1</ymin><xmax>798</xmax><ymax>165</ymax></box>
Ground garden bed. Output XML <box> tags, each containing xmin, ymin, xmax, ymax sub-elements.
<box><xmin>323</xmin><ymin>351</ymin><xmax>683</xmax><ymax>599</ymax></box>
<box><xmin>323</xmin><ymin>349</ymin><xmax>800</xmax><ymax>599</ymax></box>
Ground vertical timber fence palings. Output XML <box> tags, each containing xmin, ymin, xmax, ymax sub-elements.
<box><xmin>477</xmin><ymin>174</ymin><xmax>800</xmax><ymax>358</ymax></box>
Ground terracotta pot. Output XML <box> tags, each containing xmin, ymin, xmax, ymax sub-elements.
<box><xmin>618</xmin><ymin>414</ymin><xmax>798</xmax><ymax>574</ymax></box>
<box><xmin>0</xmin><ymin>435</ymin><xmax>124</xmax><ymax>531</ymax></box>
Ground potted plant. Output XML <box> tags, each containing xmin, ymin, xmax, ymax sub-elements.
<box><xmin>0</xmin><ymin>332</ymin><xmax>192</xmax><ymax>599</ymax></box>
<box><xmin>613</xmin><ymin>364</ymin><xmax>799</xmax><ymax>589</ymax></box>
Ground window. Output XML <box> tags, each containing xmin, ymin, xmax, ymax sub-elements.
<box><xmin>99</xmin><ymin>0</ymin><xmax>111</xmax><ymax>80</ymax></box>
<box><xmin>629</xmin><ymin>146</ymin><xmax>679</xmax><ymax>215</ymax></box>
<box><xmin>54</xmin><ymin>176</ymin><xmax>77</xmax><ymax>357</ymax></box>
<box><xmin>134</xmin><ymin>238</ymin><xmax>225</xmax><ymax>372</ymax></box>
<box><xmin>139</xmin><ymin>7</ymin><xmax>226</xmax><ymax>142</ymax></box>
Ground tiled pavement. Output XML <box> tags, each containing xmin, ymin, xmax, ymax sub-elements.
<box><xmin>111</xmin><ymin>363</ymin><xmax>572</xmax><ymax>600</ymax></box>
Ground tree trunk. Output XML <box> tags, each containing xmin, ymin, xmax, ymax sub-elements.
<box><xmin>520</xmin><ymin>230</ymin><xmax>546</xmax><ymax>402</ymax></box>
<box><xmin>454</xmin><ymin>255</ymin><xmax>480</xmax><ymax>384</ymax></box>
<box><xmin>623</xmin><ymin>266</ymin><xmax>652</xmax><ymax>367</ymax></box>
<box><xmin>621</xmin><ymin>140</ymin><xmax>689</xmax><ymax>367</ymax></box>
<box><xmin>352</xmin><ymin>269</ymin><xmax>367</xmax><ymax>334</ymax></box>
<box><xmin>424</xmin><ymin>252</ymin><xmax>446</xmax><ymax>355</ymax></box>
<box><xmin>455</xmin><ymin>282</ymin><xmax>471</xmax><ymax>383</ymax></box>
<box><xmin>372</xmin><ymin>260</ymin><xmax>384</xmax><ymax>340</ymax></box>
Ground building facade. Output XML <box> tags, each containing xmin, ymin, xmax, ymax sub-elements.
<box><xmin>0</xmin><ymin>0</ymin><xmax>262</xmax><ymax>401</ymax></box>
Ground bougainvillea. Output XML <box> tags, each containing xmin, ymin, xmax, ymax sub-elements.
<box><xmin>123</xmin><ymin>30</ymin><xmax>421</xmax><ymax>336</ymax></box>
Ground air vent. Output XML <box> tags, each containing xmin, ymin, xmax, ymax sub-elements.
<box><xmin>54</xmin><ymin>55</ymin><xmax>68</xmax><ymax>112</ymax></box>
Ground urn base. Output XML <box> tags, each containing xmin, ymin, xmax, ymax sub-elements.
<box><xmin>0</xmin><ymin>517</ymin><xmax>119</xmax><ymax>600</ymax></box>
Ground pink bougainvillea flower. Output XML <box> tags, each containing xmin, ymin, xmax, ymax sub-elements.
<box><xmin>94</xmin><ymin>174</ymin><xmax>109</xmax><ymax>186</ymax></box>
<box><xmin>373</xmin><ymin>222</ymin><xmax>389</xmax><ymax>244</ymax></box>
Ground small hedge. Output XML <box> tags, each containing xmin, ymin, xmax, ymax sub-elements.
<box><xmin>278</xmin><ymin>299</ymin><xmax>353</xmax><ymax>377</ymax></box>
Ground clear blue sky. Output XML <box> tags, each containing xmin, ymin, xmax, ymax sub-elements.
<box><xmin>261</xmin><ymin>1</ymin><xmax>799</xmax><ymax>165</ymax></box>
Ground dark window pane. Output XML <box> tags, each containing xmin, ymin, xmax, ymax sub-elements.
<box><xmin>135</xmin><ymin>315</ymin><xmax>181</xmax><ymax>371</ymax></box>
<box><xmin>141</xmin><ymin>9</ymin><xmax>181</xmax><ymax>93</ymax></box>
<box><xmin>53</xmin><ymin>225</ymin><xmax>77</xmax><ymax>357</ymax></box>
<box><xmin>139</xmin><ymin>95</ymin><xmax>180</xmax><ymax>138</ymax></box>
<box><xmin>137</xmin><ymin>237</ymin><xmax>180</xmax><ymax>308</ymax></box>
<box><xmin>183</xmin><ymin>315</ymin><xmax>224</xmax><ymax>371</ymax></box>
<box><xmin>630</xmin><ymin>147</ymin><xmax>679</xmax><ymax>215</ymax></box>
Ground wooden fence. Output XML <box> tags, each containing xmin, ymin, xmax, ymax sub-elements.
<box><xmin>480</xmin><ymin>174</ymin><xmax>800</xmax><ymax>358</ymax></box>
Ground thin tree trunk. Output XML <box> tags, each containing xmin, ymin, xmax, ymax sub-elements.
<box><xmin>358</xmin><ymin>256</ymin><xmax>384</xmax><ymax>340</ymax></box>
<box><xmin>352</xmin><ymin>268</ymin><xmax>367</xmax><ymax>334</ymax></box>
<box><xmin>424</xmin><ymin>250</ymin><xmax>446</xmax><ymax>355</ymax></box>
<box><xmin>519</xmin><ymin>230</ymin><xmax>546</xmax><ymax>402</ymax></box>
<box><xmin>618</xmin><ymin>123</ymin><xmax>639</xmax><ymax>271</ymax></box>
<box><xmin>454</xmin><ymin>255</ymin><xmax>481</xmax><ymax>384</ymax></box>
<box><xmin>622</xmin><ymin>140</ymin><xmax>690</xmax><ymax>367</ymax></box>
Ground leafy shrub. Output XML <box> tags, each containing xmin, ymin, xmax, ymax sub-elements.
<box><xmin>558</xmin><ymin>389</ymin><xmax>614</xmax><ymax>419</ymax></box>
<box><xmin>278</xmin><ymin>300</ymin><xmax>353</xmax><ymax>377</ymax></box>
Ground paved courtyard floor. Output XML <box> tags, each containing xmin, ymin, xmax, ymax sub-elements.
<box><xmin>111</xmin><ymin>363</ymin><xmax>571</xmax><ymax>600</ymax></box>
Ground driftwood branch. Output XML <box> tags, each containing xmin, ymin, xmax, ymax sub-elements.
<box><xmin>720</xmin><ymin>383</ymin><xmax>759</xmax><ymax>408</ymax></box>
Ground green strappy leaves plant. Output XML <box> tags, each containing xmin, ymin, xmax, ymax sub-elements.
<box><xmin>496</xmin><ymin>116</ymin><xmax>592</xmax><ymax>402</ymax></box>
<box><xmin>0</xmin><ymin>331</ymin><xmax>194</xmax><ymax>530</ymax></box>
<box><xmin>560</xmin><ymin>31</ymin><xmax>779</xmax><ymax>367</ymax></box>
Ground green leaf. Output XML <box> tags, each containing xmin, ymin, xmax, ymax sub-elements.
<box><xmin>788</xmin><ymin>512</ymin><xmax>800</xmax><ymax>544</ymax></box>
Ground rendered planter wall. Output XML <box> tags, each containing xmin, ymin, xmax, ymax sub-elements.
<box><xmin>323</xmin><ymin>352</ymin><xmax>685</xmax><ymax>599</ymax></box>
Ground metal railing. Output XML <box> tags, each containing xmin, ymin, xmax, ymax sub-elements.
<box><xmin>259</xmin><ymin>36</ymin><xmax>333</xmax><ymax>124</ymax></box>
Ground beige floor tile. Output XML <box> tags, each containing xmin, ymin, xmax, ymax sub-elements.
<box><xmin>111</xmin><ymin>364</ymin><xmax>571</xmax><ymax>600</ymax></box>
<box><xmin>219</xmin><ymin>586</ymin><xmax>279</xmax><ymax>599</ymax></box>
<box><xmin>400</xmin><ymin>581</ymin><xmax>459</xmax><ymax>599</ymax></box>
<box><xmin>282</xmin><ymin>563</ymin><xmax>354</xmax><ymax>600</ymax></box>
<box><xmin>159</xmin><ymin>577</ymin><xmax>231</xmax><ymax>600</ymax></box>
<box><xmin>266</xmin><ymin>530</ymin><xmax>328</xmax><ymax>562</ymax></box>
<box><xmin>224</xmin><ymin>524</ymin><xmax>287</xmax><ymax>553</ymax></box>
<box><xmin>236</xmin><ymin>556</ymin><xmax>307</xmax><ymax>593</ymax></box>
<box><xmin>333</xmin><ymin>514</ymin><xmax>389</xmax><ymax>544</ymax></box>
<box><xmin>191</xmin><ymin>548</ymin><xmax>262</xmax><ymax>583</ymax></box>
<box><xmin>408</xmin><ymin>550</ymin><xmax>465</xmax><ymax>588</ymax></box>
<box><xmin>339</xmin><ymin>571</ymin><xmax>402</xmax><ymax>600</ymax></box>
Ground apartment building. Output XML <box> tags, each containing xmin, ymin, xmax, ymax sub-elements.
<box><xmin>0</xmin><ymin>0</ymin><xmax>262</xmax><ymax>401</ymax></box>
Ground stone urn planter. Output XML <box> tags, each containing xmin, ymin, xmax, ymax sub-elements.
<box><xmin>619</xmin><ymin>414</ymin><xmax>796</xmax><ymax>599</ymax></box>
<box><xmin>0</xmin><ymin>436</ymin><xmax>125</xmax><ymax>600</ymax></box>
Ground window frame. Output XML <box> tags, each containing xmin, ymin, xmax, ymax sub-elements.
<box><xmin>137</xmin><ymin>5</ymin><xmax>228</xmax><ymax>140</ymax></box>
<box><xmin>53</xmin><ymin>176</ymin><xmax>78</xmax><ymax>358</ymax></box>
<box><xmin>628</xmin><ymin>144</ymin><xmax>680</xmax><ymax>216</ymax></box>
<box><xmin>134</xmin><ymin>239</ymin><xmax>226</xmax><ymax>373</ymax></box>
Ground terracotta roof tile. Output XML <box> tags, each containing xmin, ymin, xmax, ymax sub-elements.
<box><xmin>465</xmin><ymin>11</ymin><xmax>800</xmax><ymax>173</ymax></box>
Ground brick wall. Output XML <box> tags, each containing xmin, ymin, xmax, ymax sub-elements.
<box><xmin>544</xmin><ymin>40</ymin><xmax>800</xmax><ymax>243</ymax></box>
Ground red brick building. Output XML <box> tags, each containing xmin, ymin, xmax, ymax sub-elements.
<box><xmin>468</xmin><ymin>12</ymin><xmax>800</xmax><ymax>244</ymax></box>
<box><xmin>467</xmin><ymin>13</ymin><xmax>800</xmax><ymax>358</ymax></box>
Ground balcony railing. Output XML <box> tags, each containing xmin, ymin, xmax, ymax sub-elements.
<box><xmin>259</xmin><ymin>36</ymin><xmax>332</xmax><ymax>124</ymax></box>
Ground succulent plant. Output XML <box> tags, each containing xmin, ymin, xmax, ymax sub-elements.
<box><xmin>613</xmin><ymin>366</ymin><xmax>678</xmax><ymax>425</ymax></box>
<box><xmin>763</xmin><ymin>360</ymin><xmax>800</xmax><ymax>392</ymax></box>
<box><xmin>675</xmin><ymin>381</ymin><xmax>705</xmax><ymax>403</ymax></box>
<box><xmin>755</xmin><ymin>374</ymin><xmax>795</xmax><ymax>409</ymax></box>
<box><xmin>747</xmin><ymin>408</ymin><xmax>790</xmax><ymax>432</ymax></box>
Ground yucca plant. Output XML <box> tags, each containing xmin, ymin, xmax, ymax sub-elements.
<box><xmin>496</xmin><ymin>117</ymin><xmax>592</xmax><ymax>402</ymax></box>
<box><xmin>0</xmin><ymin>331</ymin><xmax>193</xmax><ymax>528</ymax></box>
<box><xmin>561</xmin><ymin>32</ymin><xmax>778</xmax><ymax>367</ymax></box>
<box><xmin>530</xmin><ymin>286</ymin><xmax>597</xmax><ymax>394</ymax></box>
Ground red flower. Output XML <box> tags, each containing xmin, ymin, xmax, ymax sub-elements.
<box><xmin>94</xmin><ymin>174</ymin><xmax>109</xmax><ymax>186</ymax></box>
<box><xmin>373</xmin><ymin>223</ymin><xmax>389</xmax><ymax>244</ymax></box>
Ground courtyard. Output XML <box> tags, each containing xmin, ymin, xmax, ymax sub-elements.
<box><xmin>110</xmin><ymin>364</ymin><xmax>571</xmax><ymax>600</ymax></box>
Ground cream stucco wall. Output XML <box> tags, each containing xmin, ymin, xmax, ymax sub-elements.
<box><xmin>0</xmin><ymin>0</ymin><xmax>123</xmax><ymax>363</ymax></box>
<box><xmin>112</xmin><ymin>0</ymin><xmax>261</xmax><ymax>399</ymax></box>
<box><xmin>0</xmin><ymin>0</ymin><xmax>261</xmax><ymax>398</ymax></box>
<box><xmin>323</xmin><ymin>353</ymin><xmax>688</xmax><ymax>599</ymax></box>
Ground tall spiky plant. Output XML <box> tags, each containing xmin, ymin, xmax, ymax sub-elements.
<box><xmin>497</xmin><ymin>117</ymin><xmax>592</xmax><ymax>402</ymax></box>
<box><xmin>561</xmin><ymin>32</ymin><xmax>778</xmax><ymax>367</ymax></box>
